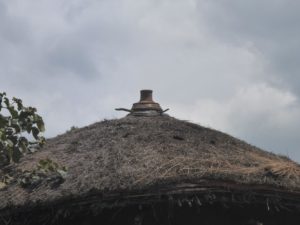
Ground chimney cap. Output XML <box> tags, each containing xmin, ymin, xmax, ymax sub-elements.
<box><xmin>115</xmin><ymin>90</ymin><xmax>169</xmax><ymax>116</ymax></box>
<box><xmin>131</xmin><ymin>90</ymin><xmax>162</xmax><ymax>113</ymax></box>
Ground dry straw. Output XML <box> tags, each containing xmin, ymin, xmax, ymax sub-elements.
<box><xmin>1</xmin><ymin>115</ymin><xmax>300</xmax><ymax>210</ymax></box>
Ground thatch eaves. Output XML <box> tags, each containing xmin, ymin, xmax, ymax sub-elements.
<box><xmin>0</xmin><ymin>114</ymin><xmax>300</xmax><ymax>215</ymax></box>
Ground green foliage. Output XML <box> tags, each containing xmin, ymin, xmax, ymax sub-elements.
<box><xmin>19</xmin><ymin>158</ymin><xmax>67</xmax><ymax>189</ymax></box>
<box><xmin>0</xmin><ymin>158</ymin><xmax>67</xmax><ymax>190</ymax></box>
<box><xmin>37</xmin><ymin>158</ymin><xmax>67</xmax><ymax>176</ymax></box>
<box><xmin>0</xmin><ymin>93</ymin><xmax>66</xmax><ymax>190</ymax></box>
<box><xmin>0</xmin><ymin>92</ymin><xmax>45</xmax><ymax>166</ymax></box>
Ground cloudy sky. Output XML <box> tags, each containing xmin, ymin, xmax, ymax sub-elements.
<box><xmin>1</xmin><ymin>0</ymin><xmax>300</xmax><ymax>162</ymax></box>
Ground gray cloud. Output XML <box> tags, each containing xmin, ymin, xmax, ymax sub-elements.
<box><xmin>0</xmin><ymin>0</ymin><xmax>299</xmax><ymax>162</ymax></box>
<box><xmin>198</xmin><ymin>0</ymin><xmax>300</xmax><ymax>94</ymax></box>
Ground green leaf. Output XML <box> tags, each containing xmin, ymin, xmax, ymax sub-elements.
<box><xmin>26</xmin><ymin>125</ymin><xmax>32</xmax><ymax>134</ymax></box>
<box><xmin>3</xmin><ymin>97</ymin><xmax>9</xmax><ymax>108</ymax></box>
<box><xmin>12</xmin><ymin>147</ymin><xmax>22</xmax><ymax>163</ymax></box>
<box><xmin>19</xmin><ymin>137</ymin><xmax>28</xmax><ymax>153</ymax></box>
<box><xmin>19</xmin><ymin>111</ymin><xmax>30</xmax><ymax>121</ymax></box>
<box><xmin>28</xmin><ymin>107</ymin><xmax>37</xmax><ymax>113</ymax></box>
<box><xmin>11</xmin><ymin>123</ymin><xmax>21</xmax><ymax>133</ymax></box>
<box><xmin>36</xmin><ymin>116</ymin><xmax>45</xmax><ymax>132</ymax></box>
<box><xmin>13</xmin><ymin>97</ymin><xmax>23</xmax><ymax>111</ymax></box>
<box><xmin>0</xmin><ymin>130</ymin><xmax>6</xmax><ymax>141</ymax></box>
<box><xmin>0</xmin><ymin>115</ymin><xmax>7</xmax><ymax>128</ymax></box>
<box><xmin>38</xmin><ymin>136</ymin><xmax>46</xmax><ymax>147</ymax></box>
<box><xmin>8</xmin><ymin>107</ymin><xmax>18</xmax><ymax>118</ymax></box>
<box><xmin>0</xmin><ymin>92</ymin><xmax>45</xmax><ymax>167</ymax></box>
<box><xmin>6</xmin><ymin>146</ymin><xmax>13</xmax><ymax>163</ymax></box>
<box><xmin>31</xmin><ymin>127</ymin><xmax>40</xmax><ymax>140</ymax></box>
<box><xmin>7</xmin><ymin>135</ymin><xmax>18</xmax><ymax>145</ymax></box>
<box><xmin>6</xmin><ymin>139</ymin><xmax>14</xmax><ymax>147</ymax></box>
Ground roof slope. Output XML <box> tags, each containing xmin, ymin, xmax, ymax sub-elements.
<box><xmin>1</xmin><ymin>115</ymin><xmax>300</xmax><ymax>210</ymax></box>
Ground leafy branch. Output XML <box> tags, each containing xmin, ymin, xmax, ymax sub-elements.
<box><xmin>0</xmin><ymin>92</ymin><xmax>45</xmax><ymax>167</ymax></box>
<box><xmin>19</xmin><ymin>158</ymin><xmax>67</xmax><ymax>189</ymax></box>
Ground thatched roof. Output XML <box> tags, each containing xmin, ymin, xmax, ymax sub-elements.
<box><xmin>1</xmin><ymin>113</ymin><xmax>300</xmax><ymax>215</ymax></box>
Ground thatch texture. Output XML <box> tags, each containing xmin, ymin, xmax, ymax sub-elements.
<box><xmin>0</xmin><ymin>115</ymin><xmax>300</xmax><ymax>212</ymax></box>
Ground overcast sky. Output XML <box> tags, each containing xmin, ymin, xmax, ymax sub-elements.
<box><xmin>1</xmin><ymin>0</ymin><xmax>300</xmax><ymax>162</ymax></box>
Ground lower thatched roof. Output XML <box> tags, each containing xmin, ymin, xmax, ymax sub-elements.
<box><xmin>0</xmin><ymin>115</ymin><xmax>300</xmax><ymax>213</ymax></box>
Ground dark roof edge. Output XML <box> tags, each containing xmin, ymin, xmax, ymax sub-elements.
<box><xmin>1</xmin><ymin>179</ymin><xmax>300</xmax><ymax>218</ymax></box>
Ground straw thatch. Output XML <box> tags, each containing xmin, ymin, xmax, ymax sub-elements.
<box><xmin>0</xmin><ymin>115</ymin><xmax>300</xmax><ymax>216</ymax></box>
